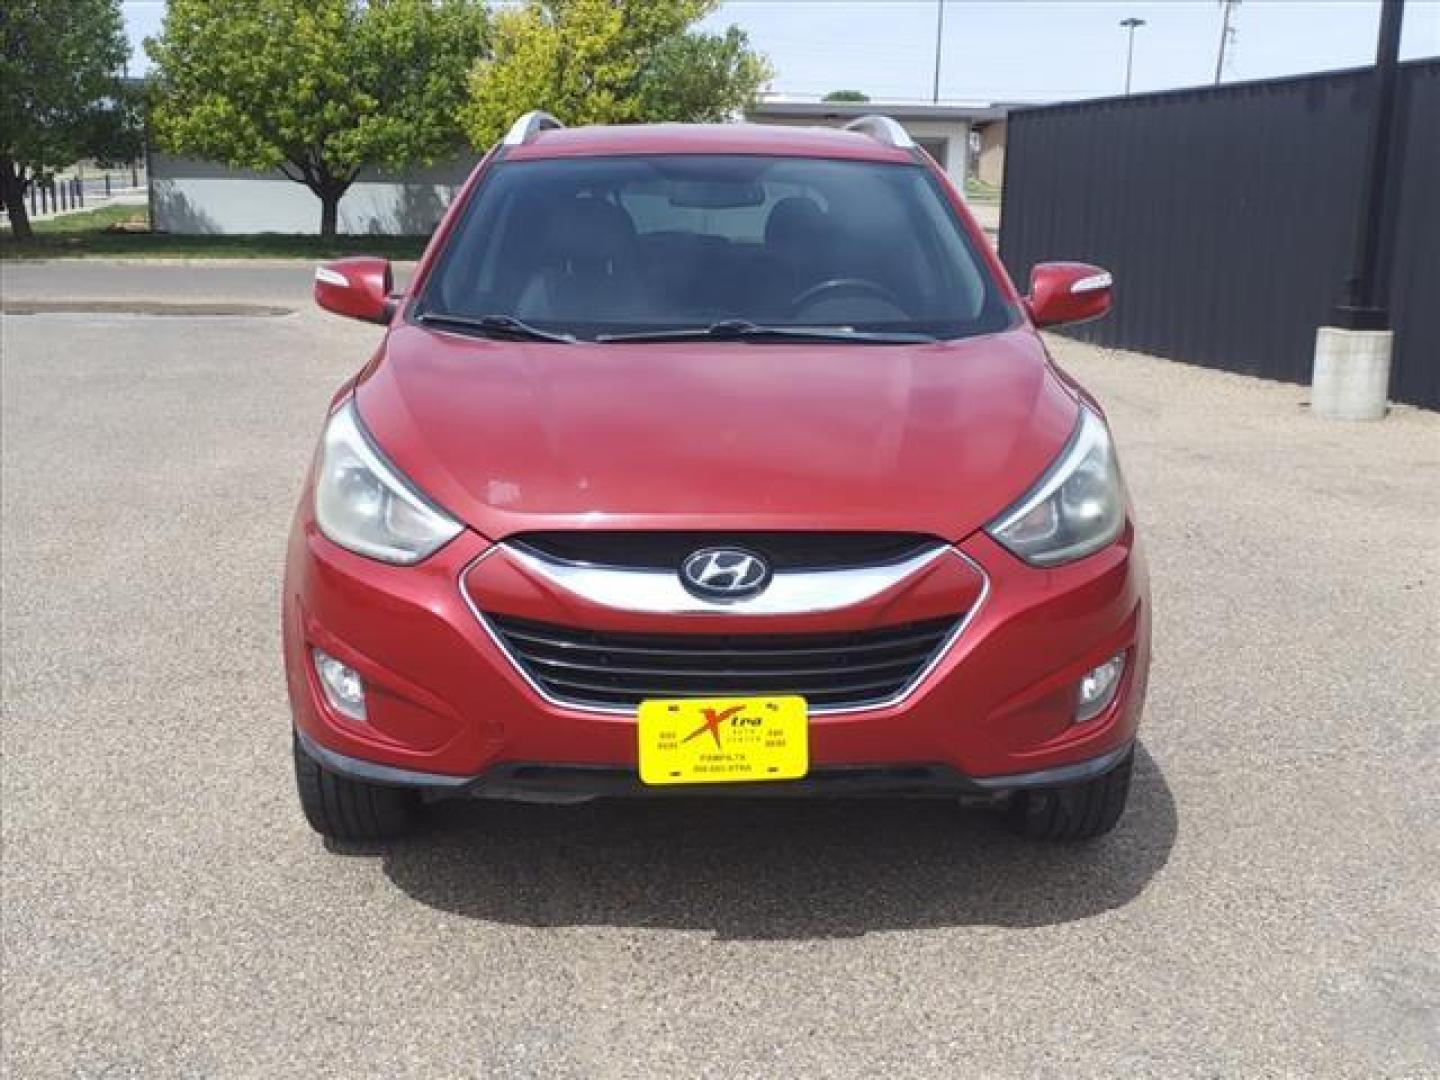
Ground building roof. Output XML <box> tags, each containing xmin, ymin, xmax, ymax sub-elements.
<box><xmin>506</xmin><ymin>122</ymin><xmax>914</xmax><ymax>162</ymax></box>
<box><xmin>746</xmin><ymin>101</ymin><xmax>1016</xmax><ymax>124</ymax></box>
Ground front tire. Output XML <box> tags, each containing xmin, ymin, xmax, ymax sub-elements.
<box><xmin>1010</xmin><ymin>749</ymin><xmax>1133</xmax><ymax>841</ymax></box>
<box><xmin>293</xmin><ymin>736</ymin><xmax>418</xmax><ymax>841</ymax></box>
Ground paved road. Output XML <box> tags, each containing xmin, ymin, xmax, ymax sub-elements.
<box><xmin>2</xmin><ymin>257</ymin><xmax>311</xmax><ymax>303</ymax></box>
<box><xmin>1</xmin><ymin>258</ymin><xmax>413</xmax><ymax>307</ymax></box>
<box><xmin>3</xmin><ymin>262</ymin><xmax>1437</xmax><ymax>1077</ymax></box>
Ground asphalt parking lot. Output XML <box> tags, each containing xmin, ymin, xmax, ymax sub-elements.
<box><xmin>3</xmin><ymin>261</ymin><xmax>1437</xmax><ymax>1077</ymax></box>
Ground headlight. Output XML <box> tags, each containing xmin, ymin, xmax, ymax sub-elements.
<box><xmin>314</xmin><ymin>400</ymin><xmax>462</xmax><ymax>564</ymax></box>
<box><xmin>987</xmin><ymin>408</ymin><xmax>1125</xmax><ymax>566</ymax></box>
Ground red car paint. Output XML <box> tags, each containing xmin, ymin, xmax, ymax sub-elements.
<box><xmin>284</xmin><ymin>122</ymin><xmax>1148</xmax><ymax>789</ymax></box>
<box><xmin>357</xmin><ymin>328</ymin><xmax>1077</xmax><ymax>541</ymax></box>
<box><xmin>312</xmin><ymin>256</ymin><xmax>393</xmax><ymax>325</ymax></box>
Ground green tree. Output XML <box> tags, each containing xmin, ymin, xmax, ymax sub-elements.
<box><xmin>822</xmin><ymin>90</ymin><xmax>870</xmax><ymax>103</ymax></box>
<box><xmin>1</xmin><ymin>0</ymin><xmax>139</xmax><ymax>240</ymax></box>
<box><xmin>461</xmin><ymin>0</ymin><xmax>771</xmax><ymax>148</ymax></box>
<box><xmin>146</xmin><ymin>0</ymin><xmax>487</xmax><ymax>237</ymax></box>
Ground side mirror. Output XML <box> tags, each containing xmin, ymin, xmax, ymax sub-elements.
<box><xmin>1024</xmin><ymin>262</ymin><xmax>1113</xmax><ymax>328</ymax></box>
<box><xmin>314</xmin><ymin>257</ymin><xmax>395</xmax><ymax>324</ymax></box>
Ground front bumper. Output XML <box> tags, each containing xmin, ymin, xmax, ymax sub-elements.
<box><xmin>283</xmin><ymin>512</ymin><xmax>1150</xmax><ymax>793</ymax></box>
<box><xmin>295</xmin><ymin>726</ymin><xmax>1135</xmax><ymax>802</ymax></box>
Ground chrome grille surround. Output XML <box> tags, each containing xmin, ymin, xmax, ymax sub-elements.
<box><xmin>460</xmin><ymin>542</ymin><xmax>990</xmax><ymax>716</ymax></box>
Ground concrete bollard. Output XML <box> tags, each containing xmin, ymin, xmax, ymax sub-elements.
<box><xmin>1311</xmin><ymin>327</ymin><xmax>1393</xmax><ymax>420</ymax></box>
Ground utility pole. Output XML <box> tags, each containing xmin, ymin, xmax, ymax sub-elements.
<box><xmin>1120</xmin><ymin>18</ymin><xmax>1146</xmax><ymax>95</ymax></box>
<box><xmin>1338</xmin><ymin>0</ymin><xmax>1406</xmax><ymax>328</ymax></box>
<box><xmin>1311</xmin><ymin>0</ymin><xmax>1407</xmax><ymax>420</ymax></box>
<box><xmin>1214</xmin><ymin>0</ymin><xmax>1240</xmax><ymax>84</ymax></box>
<box><xmin>932</xmin><ymin>0</ymin><xmax>945</xmax><ymax>103</ymax></box>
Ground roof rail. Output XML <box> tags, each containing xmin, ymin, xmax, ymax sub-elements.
<box><xmin>842</xmin><ymin>115</ymin><xmax>916</xmax><ymax>150</ymax></box>
<box><xmin>503</xmin><ymin>110</ymin><xmax>565</xmax><ymax>147</ymax></box>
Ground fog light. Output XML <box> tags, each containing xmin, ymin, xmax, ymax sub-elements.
<box><xmin>1076</xmin><ymin>653</ymin><xmax>1125</xmax><ymax>723</ymax></box>
<box><xmin>313</xmin><ymin>649</ymin><xmax>366</xmax><ymax>721</ymax></box>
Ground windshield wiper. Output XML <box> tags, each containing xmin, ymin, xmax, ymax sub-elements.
<box><xmin>416</xmin><ymin>311</ymin><xmax>575</xmax><ymax>344</ymax></box>
<box><xmin>596</xmin><ymin>320</ymin><xmax>935</xmax><ymax>345</ymax></box>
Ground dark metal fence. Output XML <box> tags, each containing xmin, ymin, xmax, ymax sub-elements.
<box><xmin>10</xmin><ymin>171</ymin><xmax>141</xmax><ymax>221</ymax></box>
<box><xmin>999</xmin><ymin>60</ymin><xmax>1439</xmax><ymax>410</ymax></box>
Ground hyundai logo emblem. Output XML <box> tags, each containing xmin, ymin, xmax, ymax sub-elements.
<box><xmin>680</xmin><ymin>547</ymin><xmax>772</xmax><ymax>600</ymax></box>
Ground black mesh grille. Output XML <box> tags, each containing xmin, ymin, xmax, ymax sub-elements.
<box><xmin>508</xmin><ymin>532</ymin><xmax>939</xmax><ymax>571</ymax></box>
<box><xmin>486</xmin><ymin>614</ymin><xmax>959</xmax><ymax>710</ymax></box>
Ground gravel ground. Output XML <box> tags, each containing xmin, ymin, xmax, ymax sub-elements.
<box><xmin>2</xmin><ymin>263</ymin><xmax>1437</xmax><ymax>1078</ymax></box>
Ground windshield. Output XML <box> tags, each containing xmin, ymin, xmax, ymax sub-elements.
<box><xmin>417</xmin><ymin>154</ymin><xmax>1015</xmax><ymax>342</ymax></box>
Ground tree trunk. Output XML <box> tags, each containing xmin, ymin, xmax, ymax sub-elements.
<box><xmin>293</xmin><ymin>164</ymin><xmax>352</xmax><ymax>240</ymax></box>
<box><xmin>1</xmin><ymin>160</ymin><xmax>32</xmax><ymax>241</ymax></box>
<box><xmin>319</xmin><ymin>191</ymin><xmax>340</xmax><ymax>239</ymax></box>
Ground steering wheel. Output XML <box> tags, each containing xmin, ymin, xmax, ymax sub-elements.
<box><xmin>789</xmin><ymin>277</ymin><xmax>904</xmax><ymax>313</ymax></box>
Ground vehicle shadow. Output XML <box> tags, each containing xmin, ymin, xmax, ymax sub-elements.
<box><xmin>369</xmin><ymin>744</ymin><xmax>1176</xmax><ymax>940</ymax></box>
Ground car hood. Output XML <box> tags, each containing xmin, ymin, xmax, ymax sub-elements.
<box><xmin>354</xmin><ymin>324</ymin><xmax>1079</xmax><ymax>542</ymax></box>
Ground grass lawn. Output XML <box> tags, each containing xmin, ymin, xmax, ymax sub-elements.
<box><xmin>1</xmin><ymin>205</ymin><xmax>428</xmax><ymax>261</ymax></box>
<box><xmin>964</xmin><ymin>177</ymin><xmax>1002</xmax><ymax>203</ymax></box>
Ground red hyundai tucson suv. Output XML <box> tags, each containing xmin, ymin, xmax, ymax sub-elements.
<box><xmin>286</xmin><ymin>113</ymin><xmax>1149</xmax><ymax>843</ymax></box>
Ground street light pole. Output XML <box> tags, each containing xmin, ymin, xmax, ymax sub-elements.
<box><xmin>1214</xmin><ymin>0</ymin><xmax>1239</xmax><ymax>84</ymax></box>
<box><xmin>1337</xmin><ymin>0</ymin><xmax>1406</xmax><ymax>328</ymax></box>
<box><xmin>932</xmin><ymin>0</ymin><xmax>945</xmax><ymax>103</ymax></box>
<box><xmin>1120</xmin><ymin>18</ymin><xmax>1146</xmax><ymax>95</ymax></box>
<box><xmin>1311</xmin><ymin>0</ymin><xmax>1407</xmax><ymax>420</ymax></box>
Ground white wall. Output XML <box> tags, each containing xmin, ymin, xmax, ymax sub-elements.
<box><xmin>149</xmin><ymin>153</ymin><xmax>481</xmax><ymax>235</ymax></box>
<box><xmin>901</xmin><ymin>118</ymin><xmax>971</xmax><ymax>185</ymax></box>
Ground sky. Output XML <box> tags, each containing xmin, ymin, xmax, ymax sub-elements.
<box><xmin>121</xmin><ymin>0</ymin><xmax>1440</xmax><ymax>103</ymax></box>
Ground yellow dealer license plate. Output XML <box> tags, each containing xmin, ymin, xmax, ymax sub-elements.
<box><xmin>637</xmin><ymin>696</ymin><xmax>808</xmax><ymax>786</ymax></box>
